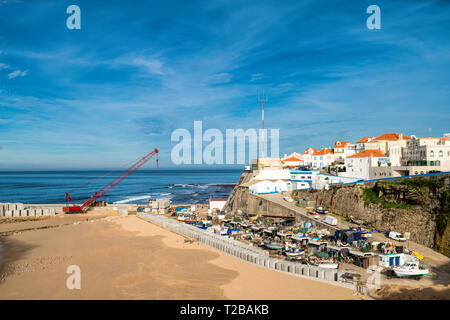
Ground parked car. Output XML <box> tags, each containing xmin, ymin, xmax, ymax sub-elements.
<box><xmin>322</xmin><ymin>216</ymin><xmax>338</xmax><ymax>226</ymax></box>
<box><xmin>388</xmin><ymin>231</ymin><xmax>406</xmax><ymax>242</ymax></box>
<box><xmin>284</xmin><ymin>196</ymin><xmax>294</xmax><ymax>203</ymax></box>
<box><xmin>307</xmin><ymin>211</ymin><xmax>320</xmax><ymax>219</ymax></box>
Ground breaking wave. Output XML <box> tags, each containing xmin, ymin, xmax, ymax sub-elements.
<box><xmin>113</xmin><ymin>193</ymin><xmax>173</xmax><ymax>204</ymax></box>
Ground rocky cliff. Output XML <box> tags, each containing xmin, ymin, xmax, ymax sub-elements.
<box><xmin>225</xmin><ymin>171</ymin><xmax>450</xmax><ymax>257</ymax></box>
<box><xmin>224</xmin><ymin>170</ymin><xmax>338</xmax><ymax>232</ymax></box>
<box><xmin>291</xmin><ymin>175</ymin><xmax>450</xmax><ymax>257</ymax></box>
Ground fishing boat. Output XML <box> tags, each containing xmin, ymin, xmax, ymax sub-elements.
<box><xmin>393</xmin><ymin>261</ymin><xmax>429</xmax><ymax>279</ymax></box>
<box><xmin>284</xmin><ymin>249</ymin><xmax>305</xmax><ymax>257</ymax></box>
<box><xmin>263</xmin><ymin>241</ymin><xmax>284</xmax><ymax>250</ymax></box>
<box><xmin>184</xmin><ymin>219</ymin><xmax>200</xmax><ymax>224</ymax></box>
<box><xmin>315</xmin><ymin>206</ymin><xmax>329</xmax><ymax>214</ymax></box>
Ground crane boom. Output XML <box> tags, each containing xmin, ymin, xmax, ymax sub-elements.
<box><xmin>63</xmin><ymin>148</ymin><xmax>159</xmax><ymax>213</ymax></box>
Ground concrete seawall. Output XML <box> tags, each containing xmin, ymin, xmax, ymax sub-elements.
<box><xmin>0</xmin><ymin>203</ymin><xmax>56</xmax><ymax>218</ymax></box>
<box><xmin>137</xmin><ymin>212</ymin><xmax>368</xmax><ymax>294</ymax></box>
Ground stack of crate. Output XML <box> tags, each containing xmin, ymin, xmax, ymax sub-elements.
<box><xmin>150</xmin><ymin>199</ymin><xmax>171</xmax><ymax>214</ymax></box>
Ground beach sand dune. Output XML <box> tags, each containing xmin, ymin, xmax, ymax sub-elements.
<box><xmin>0</xmin><ymin>215</ymin><xmax>360</xmax><ymax>300</ymax></box>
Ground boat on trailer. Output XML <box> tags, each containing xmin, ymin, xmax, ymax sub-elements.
<box><xmin>393</xmin><ymin>261</ymin><xmax>429</xmax><ymax>279</ymax></box>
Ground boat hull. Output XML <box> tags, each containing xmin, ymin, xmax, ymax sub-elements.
<box><xmin>264</xmin><ymin>242</ymin><xmax>284</xmax><ymax>250</ymax></box>
<box><xmin>393</xmin><ymin>270</ymin><xmax>429</xmax><ymax>277</ymax></box>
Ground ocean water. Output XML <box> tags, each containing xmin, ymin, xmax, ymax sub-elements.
<box><xmin>0</xmin><ymin>169</ymin><xmax>242</xmax><ymax>205</ymax></box>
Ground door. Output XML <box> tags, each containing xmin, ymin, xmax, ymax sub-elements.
<box><xmin>395</xmin><ymin>256</ymin><xmax>400</xmax><ymax>266</ymax></box>
<box><xmin>389</xmin><ymin>257</ymin><xmax>394</xmax><ymax>266</ymax></box>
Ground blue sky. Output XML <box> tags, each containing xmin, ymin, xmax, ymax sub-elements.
<box><xmin>0</xmin><ymin>0</ymin><xmax>449</xmax><ymax>169</ymax></box>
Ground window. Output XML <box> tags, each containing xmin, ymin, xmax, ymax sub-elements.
<box><xmin>439</xmin><ymin>150</ymin><xmax>443</xmax><ymax>157</ymax></box>
<box><xmin>430</xmin><ymin>150</ymin><xmax>434</xmax><ymax>157</ymax></box>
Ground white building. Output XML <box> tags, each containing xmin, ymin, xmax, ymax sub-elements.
<box><xmin>400</xmin><ymin>136</ymin><xmax>450</xmax><ymax>174</ymax></box>
<box><xmin>378</xmin><ymin>253</ymin><xmax>415</xmax><ymax>267</ymax></box>
<box><xmin>344</xmin><ymin>150</ymin><xmax>391</xmax><ymax>180</ymax></box>
<box><xmin>254</xmin><ymin>169</ymin><xmax>291</xmax><ymax>180</ymax></box>
<box><xmin>310</xmin><ymin>148</ymin><xmax>334</xmax><ymax>169</ymax></box>
<box><xmin>355</xmin><ymin>136</ymin><xmax>375</xmax><ymax>152</ymax></box>
<box><xmin>334</xmin><ymin>141</ymin><xmax>350</xmax><ymax>163</ymax></box>
<box><xmin>249</xmin><ymin>180</ymin><xmax>277</xmax><ymax>195</ymax></box>
<box><xmin>290</xmin><ymin>170</ymin><xmax>318</xmax><ymax>189</ymax></box>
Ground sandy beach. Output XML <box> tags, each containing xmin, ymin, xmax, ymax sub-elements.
<box><xmin>0</xmin><ymin>213</ymin><xmax>362</xmax><ymax>300</ymax></box>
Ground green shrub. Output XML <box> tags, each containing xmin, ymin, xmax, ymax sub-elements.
<box><xmin>362</xmin><ymin>187</ymin><xmax>411</xmax><ymax>209</ymax></box>
<box><xmin>382</xmin><ymin>178</ymin><xmax>443</xmax><ymax>189</ymax></box>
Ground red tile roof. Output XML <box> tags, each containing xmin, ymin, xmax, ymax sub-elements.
<box><xmin>357</xmin><ymin>136</ymin><xmax>375</xmax><ymax>143</ymax></box>
<box><xmin>282</xmin><ymin>155</ymin><xmax>304</xmax><ymax>162</ymax></box>
<box><xmin>313</xmin><ymin>148</ymin><xmax>334</xmax><ymax>156</ymax></box>
<box><xmin>373</xmin><ymin>133</ymin><xmax>410</xmax><ymax>141</ymax></box>
<box><xmin>347</xmin><ymin>150</ymin><xmax>386</xmax><ymax>158</ymax></box>
<box><xmin>305</xmin><ymin>147</ymin><xmax>318</xmax><ymax>153</ymax></box>
<box><xmin>334</xmin><ymin>141</ymin><xmax>350</xmax><ymax>148</ymax></box>
<box><xmin>210</xmin><ymin>198</ymin><xmax>228</xmax><ymax>202</ymax></box>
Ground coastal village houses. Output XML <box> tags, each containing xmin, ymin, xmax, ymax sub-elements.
<box><xmin>245</xmin><ymin>132</ymin><xmax>450</xmax><ymax>194</ymax></box>
<box><xmin>334</xmin><ymin>141</ymin><xmax>350</xmax><ymax>164</ymax></box>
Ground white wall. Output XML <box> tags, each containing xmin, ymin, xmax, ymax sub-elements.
<box><xmin>250</xmin><ymin>181</ymin><xmax>277</xmax><ymax>194</ymax></box>
<box><xmin>209</xmin><ymin>200</ymin><xmax>227</xmax><ymax>211</ymax></box>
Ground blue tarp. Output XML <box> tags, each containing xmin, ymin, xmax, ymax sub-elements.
<box><xmin>227</xmin><ymin>228</ymin><xmax>240</xmax><ymax>235</ymax></box>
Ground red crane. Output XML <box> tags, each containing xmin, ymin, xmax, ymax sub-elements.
<box><xmin>63</xmin><ymin>148</ymin><xmax>159</xmax><ymax>213</ymax></box>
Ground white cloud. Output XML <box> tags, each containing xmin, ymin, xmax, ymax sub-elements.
<box><xmin>0</xmin><ymin>62</ymin><xmax>9</xmax><ymax>69</ymax></box>
<box><xmin>7</xmin><ymin>69</ymin><xmax>28</xmax><ymax>79</ymax></box>
<box><xmin>109</xmin><ymin>53</ymin><xmax>165</xmax><ymax>75</ymax></box>
<box><xmin>130</xmin><ymin>57</ymin><xmax>164</xmax><ymax>75</ymax></box>
<box><xmin>210</xmin><ymin>72</ymin><xmax>232</xmax><ymax>84</ymax></box>
<box><xmin>250</xmin><ymin>73</ymin><xmax>264</xmax><ymax>82</ymax></box>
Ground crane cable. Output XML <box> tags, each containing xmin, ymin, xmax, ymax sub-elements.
<box><xmin>67</xmin><ymin>155</ymin><xmax>143</xmax><ymax>194</ymax></box>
